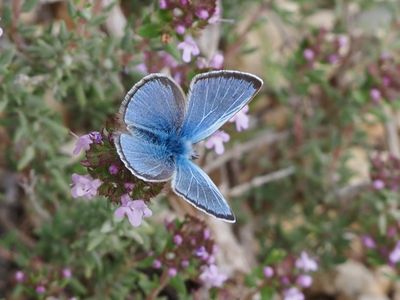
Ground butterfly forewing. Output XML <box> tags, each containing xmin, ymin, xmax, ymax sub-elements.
<box><xmin>180</xmin><ymin>71</ymin><xmax>263</xmax><ymax>143</ymax></box>
<box><xmin>120</xmin><ymin>74</ymin><xmax>186</xmax><ymax>134</ymax></box>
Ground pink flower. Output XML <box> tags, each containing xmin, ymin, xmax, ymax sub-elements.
<box><xmin>62</xmin><ymin>268</ymin><xmax>72</xmax><ymax>279</ymax></box>
<box><xmin>205</xmin><ymin>130</ymin><xmax>230</xmax><ymax>155</ymax></box>
<box><xmin>0</xmin><ymin>27</ymin><xmax>3</xmax><ymax>38</ymax></box>
<box><xmin>195</xmin><ymin>246</ymin><xmax>209</xmax><ymax>260</ymax></box>
<box><xmin>328</xmin><ymin>54</ymin><xmax>339</xmax><ymax>64</ymax></box>
<box><xmin>196</xmin><ymin>8</ymin><xmax>209</xmax><ymax>19</ymax></box>
<box><xmin>362</xmin><ymin>235</ymin><xmax>376</xmax><ymax>249</ymax></box>
<box><xmin>178</xmin><ymin>36</ymin><xmax>200</xmax><ymax>63</ymax></box>
<box><xmin>173</xmin><ymin>234</ymin><xmax>183</xmax><ymax>245</ymax></box>
<box><xmin>114</xmin><ymin>194</ymin><xmax>152</xmax><ymax>227</ymax></box>
<box><xmin>72</xmin><ymin>132</ymin><xmax>101</xmax><ymax>155</ymax></box>
<box><xmin>297</xmin><ymin>274</ymin><xmax>313</xmax><ymax>288</ymax></box>
<box><xmin>229</xmin><ymin>105</ymin><xmax>250</xmax><ymax>131</ymax></box>
<box><xmin>263</xmin><ymin>266</ymin><xmax>274</xmax><ymax>278</ymax></box>
<box><xmin>338</xmin><ymin>35</ymin><xmax>348</xmax><ymax>48</ymax></box>
<box><xmin>175</xmin><ymin>24</ymin><xmax>186</xmax><ymax>35</ymax></box>
<box><xmin>159</xmin><ymin>0</ymin><xmax>168</xmax><ymax>9</ymax></box>
<box><xmin>15</xmin><ymin>271</ymin><xmax>25</xmax><ymax>282</ymax></box>
<box><xmin>210</xmin><ymin>53</ymin><xmax>224</xmax><ymax>69</ymax></box>
<box><xmin>36</xmin><ymin>285</ymin><xmax>46</xmax><ymax>294</ymax></box>
<box><xmin>370</xmin><ymin>88</ymin><xmax>382</xmax><ymax>103</ymax></box>
<box><xmin>208</xmin><ymin>3</ymin><xmax>221</xmax><ymax>24</ymax></box>
<box><xmin>203</xmin><ymin>228</ymin><xmax>211</xmax><ymax>240</ymax></box>
<box><xmin>199</xmin><ymin>264</ymin><xmax>228</xmax><ymax>287</ymax></box>
<box><xmin>295</xmin><ymin>252</ymin><xmax>318</xmax><ymax>272</ymax></box>
<box><xmin>73</xmin><ymin>134</ymin><xmax>92</xmax><ymax>155</ymax></box>
<box><xmin>283</xmin><ymin>287</ymin><xmax>304</xmax><ymax>300</ymax></box>
<box><xmin>124</xmin><ymin>182</ymin><xmax>135</xmax><ymax>192</ymax></box>
<box><xmin>89</xmin><ymin>131</ymin><xmax>102</xmax><ymax>144</ymax></box>
<box><xmin>109</xmin><ymin>164</ymin><xmax>119</xmax><ymax>175</ymax></box>
<box><xmin>373</xmin><ymin>179</ymin><xmax>385</xmax><ymax>190</ymax></box>
<box><xmin>181</xmin><ymin>260</ymin><xmax>189</xmax><ymax>267</ymax></box>
<box><xmin>168</xmin><ymin>268</ymin><xmax>177</xmax><ymax>277</ymax></box>
<box><xmin>303</xmin><ymin>49</ymin><xmax>315</xmax><ymax>61</ymax></box>
<box><xmin>71</xmin><ymin>174</ymin><xmax>102</xmax><ymax>199</ymax></box>
<box><xmin>389</xmin><ymin>241</ymin><xmax>400</xmax><ymax>264</ymax></box>
<box><xmin>197</xmin><ymin>53</ymin><xmax>224</xmax><ymax>70</ymax></box>
<box><xmin>153</xmin><ymin>259</ymin><xmax>162</xmax><ymax>268</ymax></box>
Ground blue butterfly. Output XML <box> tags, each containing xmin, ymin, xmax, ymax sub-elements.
<box><xmin>115</xmin><ymin>70</ymin><xmax>263</xmax><ymax>222</ymax></box>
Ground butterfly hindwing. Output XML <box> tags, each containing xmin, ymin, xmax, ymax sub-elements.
<box><xmin>115</xmin><ymin>128</ymin><xmax>176</xmax><ymax>182</ymax></box>
<box><xmin>172</xmin><ymin>157</ymin><xmax>235</xmax><ymax>222</ymax></box>
<box><xmin>180</xmin><ymin>70</ymin><xmax>263</xmax><ymax>143</ymax></box>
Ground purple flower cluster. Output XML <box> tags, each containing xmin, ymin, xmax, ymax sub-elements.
<box><xmin>158</xmin><ymin>0</ymin><xmax>219</xmax><ymax>36</ymax></box>
<box><xmin>262</xmin><ymin>251</ymin><xmax>319</xmax><ymax>299</ymax></box>
<box><xmin>370</xmin><ymin>152</ymin><xmax>400</xmax><ymax>191</ymax></box>
<box><xmin>152</xmin><ymin>216</ymin><xmax>227</xmax><ymax>287</ymax></box>
<box><xmin>301</xmin><ymin>29</ymin><xmax>349</xmax><ymax>68</ymax></box>
<box><xmin>368</xmin><ymin>54</ymin><xmax>400</xmax><ymax>104</ymax></box>
<box><xmin>360</xmin><ymin>222</ymin><xmax>400</xmax><ymax>266</ymax></box>
<box><xmin>13</xmin><ymin>264</ymin><xmax>75</xmax><ymax>298</ymax></box>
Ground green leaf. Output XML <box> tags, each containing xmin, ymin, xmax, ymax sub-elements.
<box><xmin>18</xmin><ymin>145</ymin><xmax>35</xmax><ymax>170</ymax></box>
<box><xmin>137</xmin><ymin>23</ymin><xmax>161</xmax><ymax>38</ymax></box>
<box><xmin>22</xmin><ymin>0</ymin><xmax>39</xmax><ymax>12</ymax></box>
<box><xmin>0</xmin><ymin>49</ymin><xmax>14</xmax><ymax>70</ymax></box>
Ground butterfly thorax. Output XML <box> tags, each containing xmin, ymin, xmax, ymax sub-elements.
<box><xmin>164</xmin><ymin>134</ymin><xmax>192</xmax><ymax>160</ymax></box>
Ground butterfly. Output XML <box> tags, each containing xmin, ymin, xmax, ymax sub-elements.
<box><xmin>115</xmin><ymin>70</ymin><xmax>263</xmax><ymax>222</ymax></box>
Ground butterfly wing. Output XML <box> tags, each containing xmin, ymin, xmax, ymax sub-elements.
<box><xmin>172</xmin><ymin>157</ymin><xmax>235</xmax><ymax>222</ymax></box>
<box><xmin>180</xmin><ymin>70</ymin><xmax>263</xmax><ymax>143</ymax></box>
<box><xmin>120</xmin><ymin>74</ymin><xmax>186</xmax><ymax>135</ymax></box>
<box><xmin>117</xmin><ymin>74</ymin><xmax>186</xmax><ymax>182</ymax></box>
<box><xmin>115</xmin><ymin>129</ymin><xmax>175</xmax><ymax>182</ymax></box>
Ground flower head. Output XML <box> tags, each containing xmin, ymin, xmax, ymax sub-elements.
<box><xmin>362</xmin><ymin>235</ymin><xmax>376</xmax><ymax>249</ymax></box>
<box><xmin>109</xmin><ymin>164</ymin><xmax>119</xmax><ymax>175</ymax></box>
<box><xmin>62</xmin><ymin>268</ymin><xmax>72</xmax><ymax>279</ymax></box>
<box><xmin>159</xmin><ymin>0</ymin><xmax>168</xmax><ymax>9</ymax></box>
<box><xmin>209</xmin><ymin>53</ymin><xmax>224</xmax><ymax>69</ymax></box>
<box><xmin>230</xmin><ymin>105</ymin><xmax>250</xmax><ymax>132</ymax></box>
<box><xmin>370</xmin><ymin>88</ymin><xmax>382</xmax><ymax>103</ymax></box>
<box><xmin>372</xmin><ymin>179</ymin><xmax>385</xmax><ymax>190</ymax></box>
<box><xmin>153</xmin><ymin>259</ymin><xmax>162</xmax><ymax>268</ymax></box>
<box><xmin>174</xmin><ymin>234</ymin><xmax>183</xmax><ymax>245</ymax></box>
<box><xmin>263</xmin><ymin>266</ymin><xmax>274</xmax><ymax>278</ymax></box>
<box><xmin>89</xmin><ymin>131</ymin><xmax>102</xmax><ymax>144</ymax></box>
<box><xmin>73</xmin><ymin>134</ymin><xmax>92</xmax><ymax>155</ymax></box>
<box><xmin>124</xmin><ymin>182</ymin><xmax>135</xmax><ymax>192</ymax></box>
<box><xmin>36</xmin><ymin>285</ymin><xmax>46</xmax><ymax>294</ymax></box>
<box><xmin>168</xmin><ymin>268</ymin><xmax>177</xmax><ymax>277</ymax></box>
<box><xmin>303</xmin><ymin>48</ymin><xmax>315</xmax><ymax>61</ymax></box>
<box><xmin>389</xmin><ymin>241</ymin><xmax>400</xmax><ymax>264</ymax></box>
<box><xmin>196</xmin><ymin>8</ymin><xmax>209</xmax><ymax>19</ymax></box>
<box><xmin>178</xmin><ymin>36</ymin><xmax>200</xmax><ymax>63</ymax></box>
<box><xmin>175</xmin><ymin>24</ymin><xmax>186</xmax><ymax>35</ymax></box>
<box><xmin>295</xmin><ymin>252</ymin><xmax>318</xmax><ymax>272</ymax></box>
<box><xmin>195</xmin><ymin>246</ymin><xmax>209</xmax><ymax>260</ymax></box>
<box><xmin>71</xmin><ymin>174</ymin><xmax>102</xmax><ymax>199</ymax></box>
<box><xmin>205</xmin><ymin>130</ymin><xmax>230</xmax><ymax>155</ymax></box>
<box><xmin>199</xmin><ymin>264</ymin><xmax>228</xmax><ymax>288</ymax></box>
<box><xmin>114</xmin><ymin>195</ymin><xmax>152</xmax><ymax>227</ymax></box>
<box><xmin>15</xmin><ymin>271</ymin><xmax>25</xmax><ymax>283</ymax></box>
<box><xmin>297</xmin><ymin>274</ymin><xmax>313</xmax><ymax>288</ymax></box>
<box><xmin>209</xmin><ymin>6</ymin><xmax>220</xmax><ymax>24</ymax></box>
<box><xmin>283</xmin><ymin>287</ymin><xmax>304</xmax><ymax>300</ymax></box>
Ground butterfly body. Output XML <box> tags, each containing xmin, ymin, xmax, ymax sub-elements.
<box><xmin>116</xmin><ymin>70</ymin><xmax>263</xmax><ymax>222</ymax></box>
